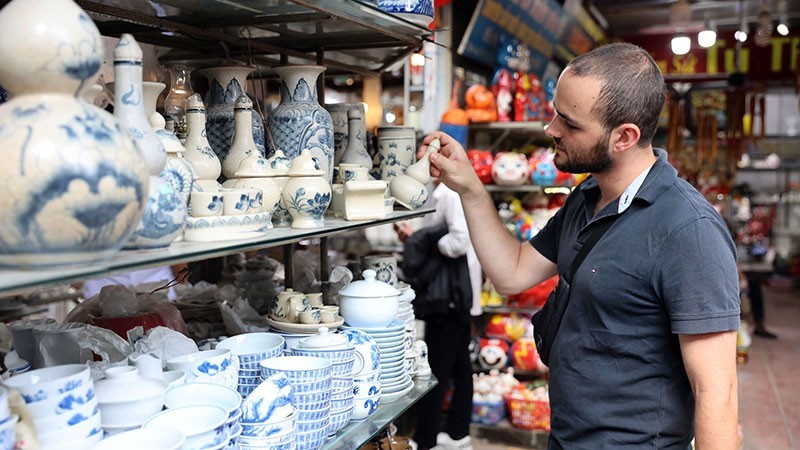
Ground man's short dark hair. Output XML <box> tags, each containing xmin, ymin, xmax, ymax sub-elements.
<box><xmin>566</xmin><ymin>43</ymin><xmax>666</xmax><ymax>147</ymax></box>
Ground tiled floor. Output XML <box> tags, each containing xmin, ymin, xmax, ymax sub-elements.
<box><xmin>471</xmin><ymin>285</ymin><xmax>800</xmax><ymax>450</ymax></box>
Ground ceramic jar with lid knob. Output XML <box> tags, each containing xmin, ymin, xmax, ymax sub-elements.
<box><xmin>281</xmin><ymin>148</ymin><xmax>331</xmax><ymax>229</ymax></box>
<box><xmin>337</xmin><ymin>269</ymin><xmax>400</xmax><ymax>328</ymax></box>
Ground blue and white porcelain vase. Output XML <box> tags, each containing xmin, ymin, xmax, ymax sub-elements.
<box><xmin>268</xmin><ymin>65</ymin><xmax>334</xmax><ymax>183</ymax></box>
<box><xmin>113</xmin><ymin>34</ymin><xmax>186</xmax><ymax>249</ymax></box>
<box><xmin>377</xmin><ymin>0</ymin><xmax>434</xmax><ymax>27</ymax></box>
<box><xmin>183</xmin><ymin>94</ymin><xmax>222</xmax><ymax>193</ymax></box>
<box><xmin>0</xmin><ymin>0</ymin><xmax>149</xmax><ymax>267</ymax></box>
<box><xmin>197</xmin><ymin>65</ymin><xmax>266</xmax><ymax>164</ymax></box>
<box><xmin>325</xmin><ymin>102</ymin><xmax>366</xmax><ymax>167</ymax></box>
<box><xmin>281</xmin><ymin>149</ymin><xmax>331</xmax><ymax>229</ymax></box>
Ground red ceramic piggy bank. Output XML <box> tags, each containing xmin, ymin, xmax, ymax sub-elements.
<box><xmin>467</xmin><ymin>150</ymin><xmax>494</xmax><ymax>185</ymax></box>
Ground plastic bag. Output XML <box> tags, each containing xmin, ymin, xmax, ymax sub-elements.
<box><xmin>219</xmin><ymin>297</ymin><xmax>270</xmax><ymax>335</ymax></box>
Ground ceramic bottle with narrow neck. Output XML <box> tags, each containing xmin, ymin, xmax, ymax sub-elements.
<box><xmin>183</xmin><ymin>93</ymin><xmax>222</xmax><ymax>192</ymax></box>
<box><xmin>222</xmin><ymin>95</ymin><xmax>257</xmax><ymax>181</ymax></box>
<box><xmin>339</xmin><ymin>108</ymin><xmax>372</xmax><ymax>170</ymax></box>
<box><xmin>113</xmin><ymin>34</ymin><xmax>186</xmax><ymax>249</ymax></box>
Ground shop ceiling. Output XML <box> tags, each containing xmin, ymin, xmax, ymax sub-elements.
<box><xmin>591</xmin><ymin>0</ymin><xmax>800</xmax><ymax>37</ymax></box>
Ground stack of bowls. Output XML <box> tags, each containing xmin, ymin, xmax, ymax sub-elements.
<box><xmin>216</xmin><ymin>332</ymin><xmax>285</xmax><ymax>398</ymax></box>
<box><xmin>163</xmin><ymin>383</ymin><xmax>243</xmax><ymax>449</ymax></box>
<box><xmin>260</xmin><ymin>356</ymin><xmax>332</xmax><ymax>450</ymax></box>
<box><xmin>166</xmin><ymin>349</ymin><xmax>238</xmax><ymax>390</ymax></box>
<box><xmin>343</xmin><ymin>320</ymin><xmax>413</xmax><ymax>403</ymax></box>
<box><xmin>238</xmin><ymin>372</ymin><xmax>296</xmax><ymax>449</ymax></box>
<box><xmin>4</xmin><ymin>364</ymin><xmax>102</xmax><ymax>450</ymax></box>
<box><xmin>0</xmin><ymin>386</ymin><xmax>18</xmax><ymax>449</ymax></box>
<box><xmin>143</xmin><ymin>405</ymin><xmax>228</xmax><ymax>450</ymax></box>
<box><xmin>339</xmin><ymin>329</ymin><xmax>382</xmax><ymax>421</ymax></box>
<box><xmin>290</xmin><ymin>328</ymin><xmax>355</xmax><ymax>436</ymax></box>
<box><xmin>89</xmin><ymin>426</ymin><xmax>185</xmax><ymax>450</ymax></box>
<box><xmin>396</xmin><ymin>282</ymin><xmax>416</xmax><ymax>333</ymax></box>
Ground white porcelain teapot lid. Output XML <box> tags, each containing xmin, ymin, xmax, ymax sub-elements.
<box><xmin>287</xmin><ymin>149</ymin><xmax>324</xmax><ymax>176</ymax></box>
<box><xmin>338</xmin><ymin>269</ymin><xmax>400</xmax><ymax>298</ymax></box>
<box><xmin>94</xmin><ymin>366</ymin><xmax>167</xmax><ymax>403</ymax></box>
<box><xmin>297</xmin><ymin>327</ymin><xmax>348</xmax><ymax>349</ymax></box>
<box><xmin>234</xmin><ymin>152</ymin><xmax>282</xmax><ymax>177</ymax></box>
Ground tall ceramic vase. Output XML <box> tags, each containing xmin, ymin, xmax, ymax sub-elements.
<box><xmin>197</xmin><ymin>65</ymin><xmax>266</xmax><ymax>165</ymax></box>
<box><xmin>268</xmin><ymin>65</ymin><xmax>334</xmax><ymax>183</ymax></box>
<box><xmin>183</xmin><ymin>94</ymin><xmax>222</xmax><ymax>193</ymax></box>
<box><xmin>113</xmin><ymin>34</ymin><xmax>187</xmax><ymax>249</ymax></box>
<box><xmin>325</xmin><ymin>102</ymin><xmax>366</xmax><ymax>167</ymax></box>
<box><xmin>0</xmin><ymin>0</ymin><xmax>149</xmax><ymax>267</ymax></box>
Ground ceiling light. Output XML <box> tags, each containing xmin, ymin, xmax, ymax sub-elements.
<box><xmin>698</xmin><ymin>19</ymin><xmax>717</xmax><ymax>48</ymax></box>
<box><xmin>777</xmin><ymin>22</ymin><xmax>789</xmax><ymax>36</ymax></box>
<box><xmin>671</xmin><ymin>35</ymin><xmax>691</xmax><ymax>55</ymax></box>
<box><xmin>734</xmin><ymin>30</ymin><xmax>748</xmax><ymax>42</ymax></box>
<box><xmin>410</xmin><ymin>53</ymin><xmax>425</xmax><ymax>67</ymax></box>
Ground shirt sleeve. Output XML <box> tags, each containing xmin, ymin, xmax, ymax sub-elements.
<box><xmin>436</xmin><ymin>188</ymin><xmax>470</xmax><ymax>259</ymax></box>
<box><xmin>529</xmin><ymin>205</ymin><xmax>564</xmax><ymax>264</ymax></box>
<box><xmin>652</xmin><ymin>216</ymin><xmax>741</xmax><ymax>334</ymax></box>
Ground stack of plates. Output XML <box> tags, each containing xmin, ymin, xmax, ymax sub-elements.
<box><xmin>342</xmin><ymin>320</ymin><xmax>414</xmax><ymax>403</ymax></box>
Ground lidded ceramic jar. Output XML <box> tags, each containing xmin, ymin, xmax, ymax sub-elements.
<box><xmin>231</xmin><ymin>152</ymin><xmax>282</xmax><ymax>221</ymax></box>
<box><xmin>0</xmin><ymin>0</ymin><xmax>150</xmax><ymax>267</ymax></box>
<box><xmin>297</xmin><ymin>327</ymin><xmax>349</xmax><ymax>349</ymax></box>
<box><xmin>95</xmin><ymin>366</ymin><xmax>167</xmax><ymax>427</ymax></box>
<box><xmin>265</xmin><ymin>150</ymin><xmax>292</xmax><ymax>227</ymax></box>
<box><xmin>281</xmin><ymin>148</ymin><xmax>331</xmax><ymax>229</ymax></box>
<box><xmin>338</xmin><ymin>269</ymin><xmax>400</xmax><ymax>328</ymax></box>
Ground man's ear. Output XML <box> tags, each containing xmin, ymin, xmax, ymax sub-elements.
<box><xmin>611</xmin><ymin>123</ymin><xmax>642</xmax><ymax>153</ymax></box>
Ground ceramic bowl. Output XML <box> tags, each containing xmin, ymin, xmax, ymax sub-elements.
<box><xmin>25</xmin><ymin>380</ymin><xmax>94</xmax><ymax>418</ymax></box>
<box><xmin>4</xmin><ymin>364</ymin><xmax>90</xmax><ymax>404</ymax></box>
<box><xmin>162</xmin><ymin>370</ymin><xmax>186</xmax><ymax>387</ymax></box>
<box><xmin>216</xmin><ymin>332</ymin><xmax>285</xmax><ymax>361</ymax></box>
<box><xmin>337</xmin><ymin>270</ymin><xmax>399</xmax><ymax>328</ymax></box>
<box><xmin>353</xmin><ymin>381</ymin><xmax>381</xmax><ymax>398</ymax></box>
<box><xmin>166</xmin><ymin>349</ymin><xmax>237</xmax><ymax>389</ymax></box>
<box><xmin>54</xmin><ymin>429</ymin><xmax>104</xmax><ymax>450</ymax></box>
<box><xmin>164</xmin><ymin>382</ymin><xmax>242</xmax><ymax>418</ymax></box>
<box><xmin>295</xmin><ymin>327</ymin><xmax>349</xmax><ymax>350</ymax></box>
<box><xmin>354</xmin><ymin>369</ymin><xmax>381</xmax><ymax>383</ymax></box>
<box><xmin>327</xmin><ymin>408</ymin><xmax>353</xmax><ymax>435</ymax></box>
<box><xmin>295</xmin><ymin>406</ymin><xmax>330</xmax><ymax>422</ymax></box>
<box><xmin>239</xmin><ymin>409</ymin><xmax>296</xmax><ymax>438</ymax></box>
<box><xmin>39</xmin><ymin>410</ymin><xmax>101</xmax><ymax>446</ymax></box>
<box><xmin>89</xmin><ymin>426</ymin><xmax>185</xmax><ymax>450</ymax></box>
<box><xmin>260</xmin><ymin>356</ymin><xmax>332</xmax><ymax>383</ymax></box>
<box><xmin>295</xmin><ymin>423</ymin><xmax>330</xmax><ymax>449</ymax></box>
<box><xmin>33</xmin><ymin>398</ymin><xmax>98</xmax><ymax>433</ymax></box>
<box><xmin>330</xmin><ymin>396</ymin><xmax>353</xmax><ymax>413</ymax></box>
<box><xmin>339</xmin><ymin>329</ymin><xmax>381</xmax><ymax>376</ymax></box>
<box><xmin>289</xmin><ymin>377</ymin><xmax>332</xmax><ymax>395</ymax></box>
<box><xmin>352</xmin><ymin>395</ymin><xmax>380</xmax><ymax>421</ymax></box>
<box><xmin>240</xmin><ymin>372</ymin><xmax>294</xmax><ymax>424</ymax></box>
<box><xmin>143</xmin><ymin>405</ymin><xmax>228</xmax><ymax>450</ymax></box>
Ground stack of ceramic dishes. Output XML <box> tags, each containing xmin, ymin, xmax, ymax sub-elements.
<box><xmin>143</xmin><ymin>405</ymin><xmax>228</xmax><ymax>450</ymax></box>
<box><xmin>338</xmin><ymin>329</ymin><xmax>381</xmax><ymax>421</ymax></box>
<box><xmin>89</xmin><ymin>427</ymin><xmax>185</xmax><ymax>450</ymax></box>
<box><xmin>396</xmin><ymin>282</ymin><xmax>416</xmax><ymax>334</ymax></box>
<box><xmin>342</xmin><ymin>320</ymin><xmax>414</xmax><ymax>403</ymax></box>
<box><xmin>238</xmin><ymin>373</ymin><xmax>296</xmax><ymax>450</ymax></box>
<box><xmin>290</xmin><ymin>328</ymin><xmax>355</xmax><ymax>436</ymax></box>
<box><xmin>260</xmin><ymin>356</ymin><xmax>332</xmax><ymax>450</ymax></box>
<box><xmin>216</xmin><ymin>332</ymin><xmax>285</xmax><ymax>398</ymax></box>
<box><xmin>165</xmin><ymin>348</ymin><xmax>238</xmax><ymax>390</ymax></box>
<box><xmin>0</xmin><ymin>386</ymin><xmax>18</xmax><ymax>449</ymax></box>
<box><xmin>163</xmin><ymin>383</ymin><xmax>243</xmax><ymax>449</ymax></box>
<box><xmin>4</xmin><ymin>364</ymin><xmax>102</xmax><ymax>450</ymax></box>
<box><xmin>94</xmin><ymin>366</ymin><xmax>167</xmax><ymax>435</ymax></box>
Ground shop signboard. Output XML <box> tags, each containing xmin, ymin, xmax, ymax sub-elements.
<box><xmin>625</xmin><ymin>32</ymin><xmax>800</xmax><ymax>84</ymax></box>
<box><xmin>457</xmin><ymin>0</ymin><xmax>563</xmax><ymax>75</ymax></box>
<box><xmin>555</xmin><ymin>0</ymin><xmax>606</xmax><ymax>61</ymax></box>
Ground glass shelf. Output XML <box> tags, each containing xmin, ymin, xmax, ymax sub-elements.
<box><xmin>321</xmin><ymin>376</ymin><xmax>437</xmax><ymax>450</ymax></box>
<box><xmin>0</xmin><ymin>209</ymin><xmax>433</xmax><ymax>296</ymax></box>
<box><xmin>61</xmin><ymin>0</ymin><xmax>434</xmax><ymax>75</ymax></box>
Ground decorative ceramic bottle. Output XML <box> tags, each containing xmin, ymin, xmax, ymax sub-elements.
<box><xmin>197</xmin><ymin>65</ymin><xmax>265</xmax><ymax>161</ymax></box>
<box><xmin>0</xmin><ymin>0</ymin><xmax>149</xmax><ymax>267</ymax></box>
<box><xmin>222</xmin><ymin>95</ymin><xmax>258</xmax><ymax>181</ymax></box>
<box><xmin>183</xmin><ymin>94</ymin><xmax>222</xmax><ymax>193</ymax></box>
<box><xmin>268</xmin><ymin>65</ymin><xmax>334</xmax><ymax>183</ymax></box>
<box><xmin>281</xmin><ymin>149</ymin><xmax>331</xmax><ymax>229</ymax></box>
<box><xmin>339</xmin><ymin>109</ymin><xmax>373</xmax><ymax>170</ymax></box>
<box><xmin>325</xmin><ymin>102</ymin><xmax>366</xmax><ymax>166</ymax></box>
<box><xmin>113</xmin><ymin>34</ymin><xmax>187</xmax><ymax>249</ymax></box>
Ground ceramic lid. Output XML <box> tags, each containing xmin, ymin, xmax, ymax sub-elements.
<box><xmin>297</xmin><ymin>327</ymin><xmax>349</xmax><ymax>349</ymax></box>
<box><xmin>186</xmin><ymin>94</ymin><xmax>205</xmax><ymax>111</ymax></box>
<box><xmin>114</xmin><ymin>34</ymin><xmax>143</xmax><ymax>62</ymax></box>
<box><xmin>234</xmin><ymin>95</ymin><xmax>253</xmax><ymax>110</ymax></box>
<box><xmin>234</xmin><ymin>152</ymin><xmax>282</xmax><ymax>177</ymax></box>
<box><xmin>95</xmin><ymin>366</ymin><xmax>167</xmax><ymax>403</ymax></box>
<box><xmin>287</xmin><ymin>149</ymin><xmax>324</xmax><ymax>176</ymax></box>
<box><xmin>265</xmin><ymin>150</ymin><xmax>291</xmax><ymax>175</ymax></box>
<box><xmin>338</xmin><ymin>269</ymin><xmax>400</xmax><ymax>299</ymax></box>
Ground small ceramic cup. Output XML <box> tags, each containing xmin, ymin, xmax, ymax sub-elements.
<box><xmin>339</xmin><ymin>163</ymin><xmax>369</xmax><ymax>183</ymax></box>
<box><xmin>306</xmin><ymin>293</ymin><xmax>323</xmax><ymax>308</ymax></box>
<box><xmin>221</xmin><ymin>189</ymin><xmax>250</xmax><ymax>216</ymax></box>
<box><xmin>362</xmin><ymin>254</ymin><xmax>398</xmax><ymax>286</ymax></box>
<box><xmin>190</xmin><ymin>192</ymin><xmax>223</xmax><ymax>217</ymax></box>
<box><xmin>299</xmin><ymin>309</ymin><xmax>321</xmax><ymax>325</ymax></box>
<box><xmin>320</xmin><ymin>306</ymin><xmax>340</xmax><ymax>324</ymax></box>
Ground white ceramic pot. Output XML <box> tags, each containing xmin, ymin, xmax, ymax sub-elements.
<box><xmin>281</xmin><ymin>149</ymin><xmax>331</xmax><ymax>229</ymax></box>
<box><xmin>376</xmin><ymin>126</ymin><xmax>416</xmax><ymax>180</ymax></box>
<box><xmin>338</xmin><ymin>269</ymin><xmax>400</xmax><ymax>328</ymax></box>
<box><xmin>94</xmin><ymin>366</ymin><xmax>167</xmax><ymax>427</ymax></box>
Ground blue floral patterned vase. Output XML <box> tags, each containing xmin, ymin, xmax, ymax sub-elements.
<box><xmin>197</xmin><ymin>65</ymin><xmax>266</xmax><ymax>164</ymax></box>
<box><xmin>268</xmin><ymin>65</ymin><xmax>334</xmax><ymax>184</ymax></box>
<box><xmin>281</xmin><ymin>149</ymin><xmax>331</xmax><ymax>229</ymax></box>
<box><xmin>112</xmin><ymin>34</ymin><xmax>186</xmax><ymax>249</ymax></box>
<box><xmin>0</xmin><ymin>0</ymin><xmax>150</xmax><ymax>267</ymax></box>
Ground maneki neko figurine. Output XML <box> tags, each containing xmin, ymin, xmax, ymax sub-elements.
<box><xmin>491</xmin><ymin>68</ymin><xmax>514</xmax><ymax>122</ymax></box>
<box><xmin>491</xmin><ymin>152</ymin><xmax>529</xmax><ymax>186</ymax></box>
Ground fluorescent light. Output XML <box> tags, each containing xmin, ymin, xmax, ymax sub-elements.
<box><xmin>777</xmin><ymin>23</ymin><xmax>789</xmax><ymax>36</ymax></box>
<box><xmin>671</xmin><ymin>36</ymin><xmax>691</xmax><ymax>55</ymax></box>
<box><xmin>698</xmin><ymin>29</ymin><xmax>717</xmax><ymax>48</ymax></box>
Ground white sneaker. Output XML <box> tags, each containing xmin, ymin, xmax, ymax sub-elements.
<box><xmin>434</xmin><ymin>432</ymin><xmax>472</xmax><ymax>450</ymax></box>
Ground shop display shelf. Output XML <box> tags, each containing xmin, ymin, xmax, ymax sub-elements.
<box><xmin>320</xmin><ymin>376</ymin><xmax>437</xmax><ymax>450</ymax></box>
<box><xmin>0</xmin><ymin>209</ymin><xmax>433</xmax><ymax>297</ymax></box>
<box><xmin>482</xmin><ymin>305</ymin><xmax>541</xmax><ymax>314</ymax></box>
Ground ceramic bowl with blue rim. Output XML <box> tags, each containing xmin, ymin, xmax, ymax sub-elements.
<box><xmin>289</xmin><ymin>377</ymin><xmax>332</xmax><ymax>395</ymax></box>
<box><xmin>338</xmin><ymin>329</ymin><xmax>381</xmax><ymax>378</ymax></box>
<box><xmin>239</xmin><ymin>409</ymin><xmax>296</xmax><ymax>438</ymax></box>
<box><xmin>295</xmin><ymin>423</ymin><xmax>330</xmax><ymax>449</ymax></box>
<box><xmin>216</xmin><ymin>333</ymin><xmax>285</xmax><ymax>363</ymax></box>
<box><xmin>330</xmin><ymin>396</ymin><xmax>353</xmax><ymax>413</ymax></box>
<box><xmin>260</xmin><ymin>356</ymin><xmax>332</xmax><ymax>384</ymax></box>
<box><xmin>26</xmin><ymin>381</ymin><xmax>94</xmax><ymax>418</ymax></box>
<box><xmin>240</xmin><ymin>372</ymin><xmax>294</xmax><ymax>425</ymax></box>
<box><xmin>330</xmin><ymin>359</ymin><xmax>355</xmax><ymax>378</ymax></box>
<box><xmin>4</xmin><ymin>364</ymin><xmax>90</xmax><ymax>405</ymax></box>
<box><xmin>295</xmin><ymin>406</ymin><xmax>330</xmax><ymax>422</ymax></box>
<box><xmin>352</xmin><ymin>395</ymin><xmax>381</xmax><ymax>421</ymax></box>
<box><xmin>296</xmin><ymin>417</ymin><xmax>330</xmax><ymax>434</ymax></box>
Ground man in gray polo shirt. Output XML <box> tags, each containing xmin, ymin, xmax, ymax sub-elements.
<box><xmin>420</xmin><ymin>43</ymin><xmax>740</xmax><ymax>449</ymax></box>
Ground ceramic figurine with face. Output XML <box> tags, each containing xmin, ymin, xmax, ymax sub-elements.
<box><xmin>491</xmin><ymin>152</ymin><xmax>529</xmax><ymax>186</ymax></box>
<box><xmin>467</xmin><ymin>150</ymin><xmax>494</xmax><ymax>185</ymax></box>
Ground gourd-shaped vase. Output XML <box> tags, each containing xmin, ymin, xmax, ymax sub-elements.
<box><xmin>339</xmin><ymin>109</ymin><xmax>373</xmax><ymax>169</ymax></box>
<box><xmin>197</xmin><ymin>65</ymin><xmax>265</xmax><ymax>161</ymax></box>
<box><xmin>281</xmin><ymin>149</ymin><xmax>331</xmax><ymax>229</ymax></box>
<box><xmin>268</xmin><ymin>65</ymin><xmax>334</xmax><ymax>183</ymax></box>
<box><xmin>144</xmin><ymin>81</ymin><xmax>195</xmax><ymax>208</ymax></box>
<box><xmin>390</xmin><ymin>138</ymin><xmax>438</xmax><ymax>210</ymax></box>
<box><xmin>325</xmin><ymin>102</ymin><xmax>366</xmax><ymax>167</ymax></box>
<box><xmin>0</xmin><ymin>0</ymin><xmax>149</xmax><ymax>267</ymax></box>
<box><xmin>183</xmin><ymin>94</ymin><xmax>222</xmax><ymax>193</ymax></box>
<box><xmin>113</xmin><ymin>34</ymin><xmax>186</xmax><ymax>249</ymax></box>
<box><xmin>223</xmin><ymin>95</ymin><xmax>258</xmax><ymax>180</ymax></box>
<box><xmin>264</xmin><ymin>150</ymin><xmax>292</xmax><ymax>227</ymax></box>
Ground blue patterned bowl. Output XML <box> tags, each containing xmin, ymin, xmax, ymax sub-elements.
<box><xmin>4</xmin><ymin>364</ymin><xmax>90</xmax><ymax>405</ymax></box>
<box><xmin>260</xmin><ymin>356</ymin><xmax>332</xmax><ymax>383</ymax></box>
<box><xmin>240</xmin><ymin>372</ymin><xmax>294</xmax><ymax>424</ymax></box>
